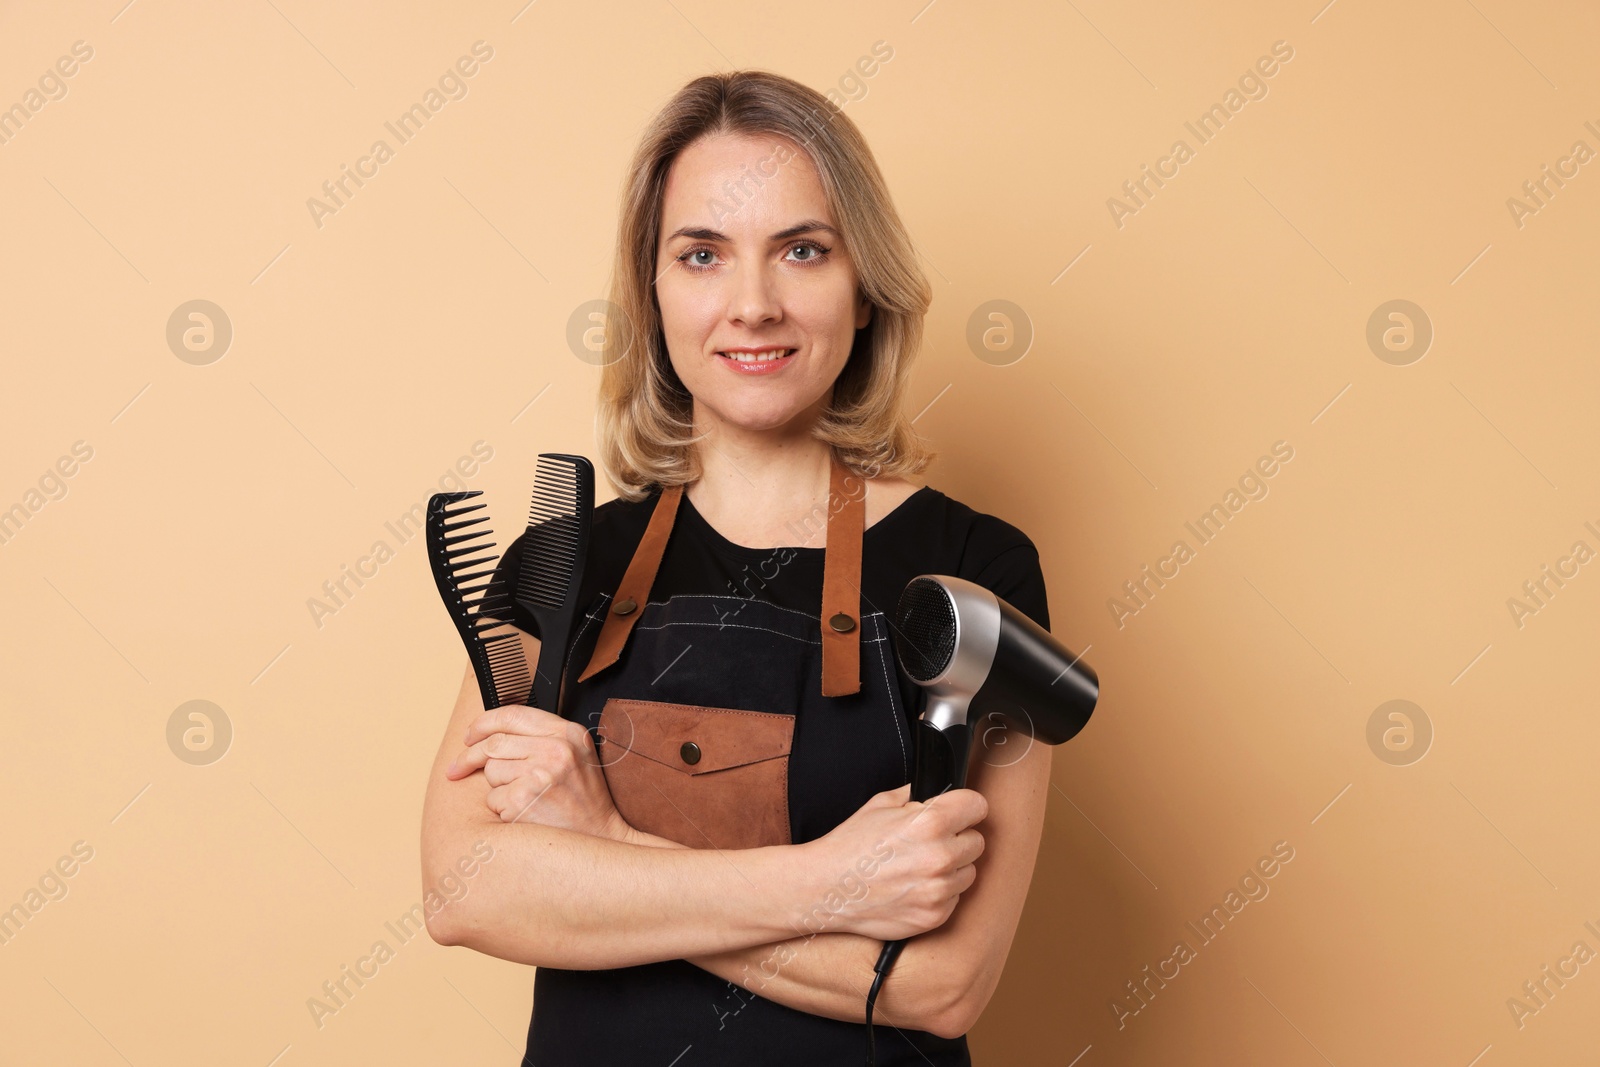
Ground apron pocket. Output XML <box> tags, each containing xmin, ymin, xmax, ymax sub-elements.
<box><xmin>596</xmin><ymin>697</ymin><xmax>794</xmax><ymax>850</ymax></box>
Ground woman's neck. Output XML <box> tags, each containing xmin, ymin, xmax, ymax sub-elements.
<box><xmin>685</xmin><ymin>424</ymin><xmax>838</xmax><ymax>550</ymax></box>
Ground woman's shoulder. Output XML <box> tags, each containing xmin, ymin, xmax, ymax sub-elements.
<box><xmin>897</xmin><ymin>482</ymin><xmax>1050</xmax><ymax>628</ymax></box>
<box><xmin>593</xmin><ymin>484</ymin><xmax>661</xmax><ymax>526</ymax></box>
<box><xmin>864</xmin><ymin>474</ymin><xmax>920</xmax><ymax>513</ymax></box>
<box><xmin>894</xmin><ymin>481</ymin><xmax>1039</xmax><ymax>559</ymax></box>
<box><xmin>588</xmin><ymin>487</ymin><xmax>661</xmax><ymax>561</ymax></box>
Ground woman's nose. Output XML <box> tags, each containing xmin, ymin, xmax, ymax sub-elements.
<box><xmin>725</xmin><ymin>261</ymin><xmax>781</xmax><ymax>326</ymax></box>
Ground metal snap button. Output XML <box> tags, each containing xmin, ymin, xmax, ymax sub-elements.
<box><xmin>613</xmin><ymin>597</ymin><xmax>637</xmax><ymax>616</ymax></box>
<box><xmin>680</xmin><ymin>741</ymin><xmax>701</xmax><ymax>765</ymax></box>
<box><xmin>828</xmin><ymin>611</ymin><xmax>856</xmax><ymax>633</ymax></box>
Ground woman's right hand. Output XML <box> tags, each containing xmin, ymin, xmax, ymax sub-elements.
<box><xmin>802</xmin><ymin>782</ymin><xmax>989</xmax><ymax>943</ymax></box>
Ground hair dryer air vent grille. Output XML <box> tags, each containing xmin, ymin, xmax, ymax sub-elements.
<box><xmin>895</xmin><ymin>577</ymin><xmax>956</xmax><ymax>682</ymax></box>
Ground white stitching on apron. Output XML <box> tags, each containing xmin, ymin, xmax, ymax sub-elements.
<box><xmin>871</xmin><ymin>628</ymin><xmax>909</xmax><ymax>779</ymax></box>
<box><xmin>624</xmin><ymin>593</ymin><xmax>888</xmax><ymax>631</ymax></box>
<box><xmin>633</xmin><ymin>619</ymin><xmax>822</xmax><ymax>643</ymax></box>
<box><xmin>632</xmin><ymin>620</ymin><xmax>890</xmax><ymax>644</ymax></box>
<box><xmin>560</xmin><ymin>591</ymin><xmax>611</xmax><ymax>694</ymax></box>
<box><xmin>636</xmin><ymin>592</ymin><xmax>832</xmax><ymax>622</ymax></box>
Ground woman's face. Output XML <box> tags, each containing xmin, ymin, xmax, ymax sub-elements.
<box><xmin>654</xmin><ymin>131</ymin><xmax>872</xmax><ymax>436</ymax></box>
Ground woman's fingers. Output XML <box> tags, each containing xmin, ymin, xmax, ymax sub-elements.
<box><xmin>463</xmin><ymin>704</ymin><xmax>569</xmax><ymax>747</ymax></box>
<box><xmin>862</xmin><ymin>782</ymin><xmax>912</xmax><ymax>809</ymax></box>
<box><xmin>446</xmin><ymin>731</ymin><xmax>564</xmax><ymax>780</ymax></box>
<box><xmin>953</xmin><ymin>825</ymin><xmax>986</xmax><ymax>865</ymax></box>
<box><xmin>447</xmin><ymin>732</ymin><xmax>511</xmax><ymax>779</ymax></box>
<box><xmin>484</xmin><ymin>775</ymin><xmax>552</xmax><ymax>823</ymax></box>
<box><xmin>923</xmin><ymin>787</ymin><xmax>989</xmax><ymax>832</ymax></box>
<box><xmin>481</xmin><ymin>756</ymin><xmax>556</xmax><ymax>789</ymax></box>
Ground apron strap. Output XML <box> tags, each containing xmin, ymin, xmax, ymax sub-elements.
<box><xmin>820</xmin><ymin>452</ymin><xmax>865</xmax><ymax>697</ymax></box>
<box><xmin>575</xmin><ymin>481</ymin><xmax>683</xmax><ymax>684</ymax></box>
<box><xmin>574</xmin><ymin>452</ymin><xmax>865</xmax><ymax>697</ymax></box>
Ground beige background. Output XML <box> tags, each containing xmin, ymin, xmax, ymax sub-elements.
<box><xmin>3</xmin><ymin>0</ymin><xmax>1597</xmax><ymax>1063</ymax></box>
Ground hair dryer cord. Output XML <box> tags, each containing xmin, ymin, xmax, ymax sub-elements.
<box><xmin>870</xmin><ymin>966</ymin><xmax>883</xmax><ymax>1067</ymax></box>
<box><xmin>864</xmin><ymin>966</ymin><xmax>885</xmax><ymax>1066</ymax></box>
<box><xmin>864</xmin><ymin>937</ymin><xmax>905</xmax><ymax>1066</ymax></box>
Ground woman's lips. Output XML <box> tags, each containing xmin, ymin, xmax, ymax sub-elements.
<box><xmin>716</xmin><ymin>348</ymin><xmax>796</xmax><ymax>374</ymax></box>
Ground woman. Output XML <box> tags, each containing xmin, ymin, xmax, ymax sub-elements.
<box><xmin>420</xmin><ymin>70</ymin><xmax>1054</xmax><ymax>1065</ymax></box>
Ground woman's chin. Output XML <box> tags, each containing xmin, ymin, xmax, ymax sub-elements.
<box><xmin>702</xmin><ymin>398</ymin><xmax>815</xmax><ymax>435</ymax></box>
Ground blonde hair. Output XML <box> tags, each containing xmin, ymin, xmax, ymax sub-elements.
<box><xmin>594</xmin><ymin>69</ymin><xmax>936</xmax><ymax>501</ymax></box>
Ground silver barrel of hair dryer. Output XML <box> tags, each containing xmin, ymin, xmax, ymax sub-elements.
<box><xmin>863</xmin><ymin>574</ymin><xmax>1098</xmax><ymax>1062</ymax></box>
<box><xmin>896</xmin><ymin>574</ymin><xmax>1098</xmax><ymax>796</ymax></box>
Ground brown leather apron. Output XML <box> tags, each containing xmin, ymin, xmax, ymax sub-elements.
<box><xmin>566</xmin><ymin>450</ymin><xmax>888</xmax><ymax>851</ymax></box>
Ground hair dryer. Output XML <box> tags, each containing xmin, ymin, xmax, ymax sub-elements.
<box><xmin>863</xmin><ymin>574</ymin><xmax>1099</xmax><ymax>1063</ymax></box>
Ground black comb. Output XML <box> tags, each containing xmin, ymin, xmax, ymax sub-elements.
<box><xmin>425</xmin><ymin>492</ymin><xmax>531</xmax><ymax>710</ymax></box>
<box><xmin>517</xmin><ymin>453</ymin><xmax>594</xmax><ymax>715</ymax></box>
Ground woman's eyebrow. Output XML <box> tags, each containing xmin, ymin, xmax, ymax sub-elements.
<box><xmin>665</xmin><ymin>220</ymin><xmax>841</xmax><ymax>242</ymax></box>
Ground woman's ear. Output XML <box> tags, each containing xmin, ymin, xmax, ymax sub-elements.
<box><xmin>855</xmin><ymin>291</ymin><xmax>873</xmax><ymax>330</ymax></box>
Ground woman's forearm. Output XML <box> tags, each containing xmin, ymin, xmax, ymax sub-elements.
<box><xmin>422</xmin><ymin>662</ymin><xmax>841</xmax><ymax>970</ymax></box>
<box><xmin>685</xmin><ymin>929</ymin><xmax>951</xmax><ymax>1036</ymax></box>
<box><xmin>642</xmin><ymin>826</ymin><xmax>950</xmax><ymax>1035</ymax></box>
<box><xmin>423</xmin><ymin>792</ymin><xmax>844</xmax><ymax>969</ymax></box>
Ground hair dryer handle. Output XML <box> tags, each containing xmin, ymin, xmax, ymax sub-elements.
<box><xmin>874</xmin><ymin>720</ymin><xmax>974</xmax><ymax>987</ymax></box>
<box><xmin>910</xmin><ymin>719</ymin><xmax>972</xmax><ymax>802</ymax></box>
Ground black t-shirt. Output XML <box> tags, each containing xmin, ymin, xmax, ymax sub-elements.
<box><xmin>495</xmin><ymin>482</ymin><xmax>1051</xmax><ymax>731</ymax></box>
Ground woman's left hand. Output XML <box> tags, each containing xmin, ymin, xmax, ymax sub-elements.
<box><xmin>446</xmin><ymin>705</ymin><xmax>631</xmax><ymax>841</ymax></box>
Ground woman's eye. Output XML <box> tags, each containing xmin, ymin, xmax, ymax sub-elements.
<box><xmin>787</xmin><ymin>242</ymin><xmax>830</xmax><ymax>263</ymax></box>
<box><xmin>676</xmin><ymin>242</ymin><xmax>830</xmax><ymax>269</ymax></box>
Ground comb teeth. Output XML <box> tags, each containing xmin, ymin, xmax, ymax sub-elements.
<box><xmin>425</xmin><ymin>491</ymin><xmax>532</xmax><ymax>708</ymax></box>
<box><xmin>517</xmin><ymin>455</ymin><xmax>586</xmax><ymax>611</ymax></box>
<box><xmin>432</xmin><ymin>494</ymin><xmax>512</xmax><ymax>621</ymax></box>
<box><xmin>482</xmin><ymin>629</ymin><xmax>532</xmax><ymax>706</ymax></box>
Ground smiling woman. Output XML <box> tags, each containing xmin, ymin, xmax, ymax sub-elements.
<box><xmin>594</xmin><ymin>73</ymin><xmax>935</xmax><ymax>505</ymax></box>
<box><xmin>421</xmin><ymin>69</ymin><xmax>1056</xmax><ymax>1067</ymax></box>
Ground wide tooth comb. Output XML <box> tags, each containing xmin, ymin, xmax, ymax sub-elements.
<box><xmin>426</xmin><ymin>491</ymin><xmax>532</xmax><ymax>710</ymax></box>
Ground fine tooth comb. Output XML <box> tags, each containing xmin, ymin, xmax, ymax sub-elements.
<box><xmin>425</xmin><ymin>491</ymin><xmax>531</xmax><ymax>710</ymax></box>
<box><xmin>518</xmin><ymin>453</ymin><xmax>594</xmax><ymax>715</ymax></box>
